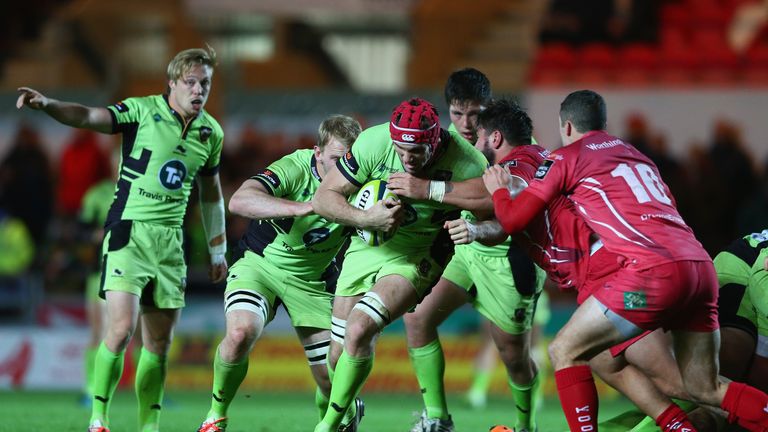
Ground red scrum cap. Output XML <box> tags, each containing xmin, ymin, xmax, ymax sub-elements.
<box><xmin>390</xmin><ymin>98</ymin><xmax>441</xmax><ymax>153</ymax></box>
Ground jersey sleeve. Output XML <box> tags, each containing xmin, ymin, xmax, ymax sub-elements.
<box><xmin>199</xmin><ymin>121</ymin><xmax>224</xmax><ymax>176</ymax></box>
<box><xmin>525</xmin><ymin>150</ymin><xmax>573</xmax><ymax>205</ymax></box>
<box><xmin>106</xmin><ymin>97</ymin><xmax>144</xmax><ymax>135</ymax></box>
<box><xmin>335</xmin><ymin>125</ymin><xmax>385</xmax><ymax>187</ymax></box>
<box><xmin>250</xmin><ymin>153</ymin><xmax>303</xmax><ymax>198</ymax></box>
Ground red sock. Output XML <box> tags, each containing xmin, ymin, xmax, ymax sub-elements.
<box><xmin>656</xmin><ymin>403</ymin><xmax>698</xmax><ymax>432</ymax></box>
<box><xmin>721</xmin><ymin>382</ymin><xmax>768</xmax><ymax>431</ymax></box>
<box><xmin>555</xmin><ymin>365</ymin><xmax>599</xmax><ymax>432</ymax></box>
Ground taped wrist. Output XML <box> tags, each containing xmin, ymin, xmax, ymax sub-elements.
<box><xmin>201</xmin><ymin>199</ymin><xmax>227</xmax><ymax>263</ymax></box>
<box><xmin>428</xmin><ymin>180</ymin><xmax>446</xmax><ymax>202</ymax></box>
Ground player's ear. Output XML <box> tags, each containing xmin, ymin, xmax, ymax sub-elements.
<box><xmin>492</xmin><ymin>130</ymin><xmax>502</xmax><ymax>149</ymax></box>
<box><xmin>313</xmin><ymin>145</ymin><xmax>322</xmax><ymax>159</ymax></box>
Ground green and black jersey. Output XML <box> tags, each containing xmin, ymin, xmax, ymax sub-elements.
<box><xmin>241</xmin><ymin>149</ymin><xmax>350</xmax><ymax>281</ymax></box>
<box><xmin>80</xmin><ymin>179</ymin><xmax>116</xmax><ymax>229</ymax></box>
<box><xmin>105</xmin><ymin>95</ymin><xmax>223</xmax><ymax>227</ymax></box>
<box><xmin>337</xmin><ymin>122</ymin><xmax>488</xmax><ymax>257</ymax></box>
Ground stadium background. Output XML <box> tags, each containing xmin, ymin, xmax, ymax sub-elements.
<box><xmin>0</xmin><ymin>0</ymin><xmax>767</xmax><ymax>428</ymax></box>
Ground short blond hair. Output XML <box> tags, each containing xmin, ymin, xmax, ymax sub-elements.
<box><xmin>166</xmin><ymin>45</ymin><xmax>217</xmax><ymax>82</ymax></box>
<box><xmin>317</xmin><ymin>115</ymin><xmax>362</xmax><ymax>149</ymax></box>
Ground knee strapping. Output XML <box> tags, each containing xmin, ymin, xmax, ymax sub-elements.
<box><xmin>304</xmin><ymin>339</ymin><xmax>330</xmax><ymax>366</ymax></box>
<box><xmin>224</xmin><ymin>290</ymin><xmax>270</xmax><ymax>325</ymax></box>
<box><xmin>331</xmin><ymin>316</ymin><xmax>346</xmax><ymax>345</ymax></box>
<box><xmin>353</xmin><ymin>292</ymin><xmax>390</xmax><ymax>330</ymax></box>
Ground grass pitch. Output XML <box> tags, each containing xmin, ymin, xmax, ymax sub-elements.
<box><xmin>0</xmin><ymin>389</ymin><xmax>634</xmax><ymax>431</ymax></box>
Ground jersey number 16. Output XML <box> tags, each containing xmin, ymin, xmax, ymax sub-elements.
<box><xmin>611</xmin><ymin>162</ymin><xmax>672</xmax><ymax>205</ymax></box>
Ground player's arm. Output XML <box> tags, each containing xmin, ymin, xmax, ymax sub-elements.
<box><xmin>387</xmin><ymin>172</ymin><xmax>493</xmax><ymax>212</ymax></box>
<box><xmin>197</xmin><ymin>173</ymin><xmax>228</xmax><ymax>283</ymax></box>
<box><xmin>483</xmin><ymin>165</ymin><xmax>547</xmax><ymax>235</ymax></box>
<box><xmin>16</xmin><ymin>87</ymin><xmax>112</xmax><ymax>134</ymax></box>
<box><xmin>444</xmin><ymin>218</ymin><xmax>508</xmax><ymax>246</ymax></box>
<box><xmin>229</xmin><ymin>178</ymin><xmax>312</xmax><ymax>219</ymax></box>
<box><xmin>312</xmin><ymin>166</ymin><xmax>401</xmax><ymax>232</ymax></box>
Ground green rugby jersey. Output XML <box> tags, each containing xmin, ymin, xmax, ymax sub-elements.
<box><xmin>105</xmin><ymin>95</ymin><xmax>223</xmax><ymax>226</ymax></box>
<box><xmin>80</xmin><ymin>179</ymin><xmax>116</xmax><ymax>228</ymax></box>
<box><xmin>337</xmin><ymin>122</ymin><xmax>487</xmax><ymax>255</ymax></box>
<box><xmin>718</xmin><ymin>229</ymin><xmax>768</xmax><ymax>285</ymax></box>
<box><xmin>243</xmin><ymin>149</ymin><xmax>351</xmax><ymax>281</ymax></box>
<box><xmin>447</xmin><ymin>123</ymin><xmax>511</xmax><ymax>257</ymax></box>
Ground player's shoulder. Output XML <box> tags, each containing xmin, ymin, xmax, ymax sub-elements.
<box><xmin>357</xmin><ymin>122</ymin><xmax>390</xmax><ymax>142</ymax></box>
<box><xmin>275</xmin><ymin>148</ymin><xmax>313</xmax><ymax>168</ymax></box>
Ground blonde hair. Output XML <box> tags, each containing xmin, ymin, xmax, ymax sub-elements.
<box><xmin>166</xmin><ymin>44</ymin><xmax>217</xmax><ymax>82</ymax></box>
<box><xmin>317</xmin><ymin>115</ymin><xmax>362</xmax><ymax>149</ymax></box>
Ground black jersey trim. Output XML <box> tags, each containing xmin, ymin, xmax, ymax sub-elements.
<box><xmin>508</xmin><ymin>242</ymin><xmax>538</xmax><ymax>297</ymax></box>
<box><xmin>336</xmin><ymin>159</ymin><xmax>363</xmax><ymax>188</ymax></box>
<box><xmin>199</xmin><ymin>164</ymin><xmax>220</xmax><ymax>176</ymax></box>
<box><xmin>250</xmin><ymin>176</ymin><xmax>276</xmax><ymax>195</ymax></box>
<box><xmin>310</xmin><ymin>155</ymin><xmax>322</xmax><ymax>182</ymax></box>
<box><xmin>107</xmin><ymin>108</ymin><xmax>119</xmax><ymax>135</ymax></box>
<box><xmin>725</xmin><ymin>238</ymin><xmax>761</xmax><ymax>266</ymax></box>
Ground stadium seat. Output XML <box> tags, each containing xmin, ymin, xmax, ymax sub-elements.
<box><xmin>534</xmin><ymin>43</ymin><xmax>577</xmax><ymax>70</ymax></box>
<box><xmin>660</xmin><ymin>4</ymin><xmax>689</xmax><ymax>29</ymax></box>
<box><xmin>620</xmin><ymin>44</ymin><xmax>659</xmax><ymax>71</ymax></box>
<box><xmin>578</xmin><ymin>43</ymin><xmax>617</xmax><ymax>69</ymax></box>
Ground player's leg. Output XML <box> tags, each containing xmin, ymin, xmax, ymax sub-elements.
<box><xmin>90</xmin><ymin>290</ymin><xmax>140</xmax><ymax>430</ymax></box>
<box><xmin>295</xmin><ymin>327</ymin><xmax>333</xmax><ymax>419</ymax></box>
<box><xmin>673</xmin><ymin>260</ymin><xmax>768</xmax><ymax>431</ymax></box>
<box><xmin>489</xmin><ymin>324</ymin><xmax>540</xmax><ymax>432</ymax></box>
<box><xmin>547</xmin><ymin>296</ymin><xmax>634</xmax><ymax>432</ymax></box>
<box><xmin>84</xmin><ymin>273</ymin><xmax>106</xmax><ymax>403</ymax></box>
<box><xmin>199</xmin><ymin>252</ymin><xmax>280</xmax><ymax>431</ymax></box>
<box><xmin>404</xmin><ymin>276</ymin><xmax>467</xmax><ymax>422</ymax></box>
<box><xmin>470</xmin><ymin>249</ymin><xmax>544</xmax><ymax>431</ymax></box>
<box><xmin>135</xmin><ymin>305</ymin><xmax>179</xmax><ymax>432</ymax></box>
<box><xmin>720</xmin><ymin>326</ymin><xmax>756</xmax><ymax>382</ymax></box>
<box><xmin>466</xmin><ymin>318</ymin><xmax>498</xmax><ymax>409</ymax></box>
<box><xmin>316</xmin><ymin>275</ymin><xmax>420</xmax><ymax>432</ymax></box>
<box><xmin>327</xmin><ymin>294</ymin><xmax>364</xmax><ymax>428</ymax></box>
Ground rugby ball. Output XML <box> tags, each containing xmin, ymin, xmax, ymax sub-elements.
<box><xmin>353</xmin><ymin>179</ymin><xmax>398</xmax><ymax>246</ymax></box>
<box><xmin>488</xmin><ymin>426</ymin><xmax>514</xmax><ymax>432</ymax></box>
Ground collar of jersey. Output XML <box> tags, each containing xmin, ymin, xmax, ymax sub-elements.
<box><xmin>310</xmin><ymin>154</ymin><xmax>321</xmax><ymax>182</ymax></box>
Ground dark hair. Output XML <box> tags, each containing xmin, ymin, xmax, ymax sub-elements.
<box><xmin>476</xmin><ymin>97</ymin><xmax>533</xmax><ymax>146</ymax></box>
<box><xmin>444</xmin><ymin>68</ymin><xmax>491</xmax><ymax>107</ymax></box>
<box><xmin>559</xmin><ymin>90</ymin><xmax>607</xmax><ymax>132</ymax></box>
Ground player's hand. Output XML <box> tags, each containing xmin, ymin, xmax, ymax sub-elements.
<box><xmin>444</xmin><ymin>218</ymin><xmax>475</xmax><ymax>244</ymax></box>
<box><xmin>387</xmin><ymin>172</ymin><xmax>428</xmax><ymax>200</ymax></box>
<box><xmin>16</xmin><ymin>87</ymin><xmax>49</xmax><ymax>110</ymax></box>
<box><xmin>364</xmin><ymin>198</ymin><xmax>402</xmax><ymax>233</ymax></box>
<box><xmin>482</xmin><ymin>165</ymin><xmax>509</xmax><ymax>195</ymax></box>
<box><xmin>209</xmin><ymin>259</ymin><xmax>228</xmax><ymax>283</ymax></box>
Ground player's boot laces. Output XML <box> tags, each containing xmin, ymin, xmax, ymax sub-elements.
<box><xmin>196</xmin><ymin>417</ymin><xmax>227</xmax><ymax>432</ymax></box>
<box><xmin>338</xmin><ymin>397</ymin><xmax>365</xmax><ymax>432</ymax></box>
<box><xmin>409</xmin><ymin>410</ymin><xmax>454</xmax><ymax>432</ymax></box>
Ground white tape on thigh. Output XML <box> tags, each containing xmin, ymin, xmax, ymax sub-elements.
<box><xmin>331</xmin><ymin>316</ymin><xmax>346</xmax><ymax>345</ymax></box>
<box><xmin>304</xmin><ymin>339</ymin><xmax>330</xmax><ymax>366</ymax></box>
<box><xmin>224</xmin><ymin>290</ymin><xmax>270</xmax><ymax>324</ymax></box>
<box><xmin>353</xmin><ymin>292</ymin><xmax>390</xmax><ymax>330</ymax></box>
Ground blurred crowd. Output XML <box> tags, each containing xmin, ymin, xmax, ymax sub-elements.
<box><xmin>0</xmin><ymin>114</ymin><xmax>765</xmax><ymax>314</ymax></box>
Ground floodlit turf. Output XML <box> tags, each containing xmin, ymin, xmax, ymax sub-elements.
<box><xmin>0</xmin><ymin>390</ymin><xmax>635</xmax><ymax>431</ymax></box>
